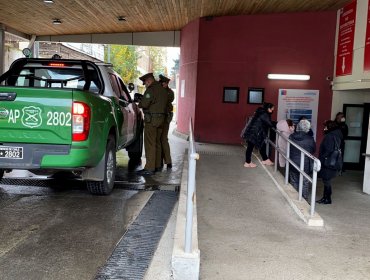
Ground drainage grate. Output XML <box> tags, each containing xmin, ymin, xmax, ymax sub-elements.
<box><xmin>0</xmin><ymin>178</ymin><xmax>51</xmax><ymax>187</ymax></box>
<box><xmin>95</xmin><ymin>191</ymin><xmax>178</xmax><ymax>280</ymax></box>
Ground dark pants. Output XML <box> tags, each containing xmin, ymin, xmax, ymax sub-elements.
<box><xmin>322</xmin><ymin>179</ymin><xmax>332</xmax><ymax>198</ymax></box>
<box><xmin>245</xmin><ymin>141</ymin><xmax>268</xmax><ymax>163</ymax></box>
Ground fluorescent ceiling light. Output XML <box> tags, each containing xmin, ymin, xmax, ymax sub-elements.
<box><xmin>52</xmin><ymin>19</ymin><xmax>62</xmax><ymax>25</ymax></box>
<box><xmin>267</xmin><ymin>74</ymin><xmax>310</xmax><ymax>80</ymax></box>
<box><xmin>44</xmin><ymin>0</ymin><xmax>54</xmax><ymax>3</ymax></box>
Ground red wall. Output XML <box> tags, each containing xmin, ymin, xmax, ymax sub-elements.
<box><xmin>177</xmin><ymin>19</ymin><xmax>200</xmax><ymax>133</ymax></box>
<box><xmin>179</xmin><ymin>11</ymin><xmax>337</xmax><ymax>145</ymax></box>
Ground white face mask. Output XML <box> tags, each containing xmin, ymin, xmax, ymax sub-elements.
<box><xmin>341</xmin><ymin>117</ymin><xmax>345</xmax><ymax>122</ymax></box>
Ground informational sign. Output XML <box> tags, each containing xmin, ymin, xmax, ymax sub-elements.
<box><xmin>364</xmin><ymin>0</ymin><xmax>370</xmax><ymax>71</ymax></box>
<box><xmin>335</xmin><ymin>0</ymin><xmax>357</xmax><ymax>76</ymax></box>
<box><xmin>277</xmin><ymin>89</ymin><xmax>319</xmax><ymax>139</ymax></box>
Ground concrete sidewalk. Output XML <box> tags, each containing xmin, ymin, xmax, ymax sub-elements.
<box><xmin>195</xmin><ymin>144</ymin><xmax>370</xmax><ymax>280</ymax></box>
<box><xmin>145</xmin><ymin>137</ymin><xmax>370</xmax><ymax>280</ymax></box>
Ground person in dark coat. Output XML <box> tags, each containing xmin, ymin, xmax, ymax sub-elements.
<box><xmin>288</xmin><ymin>119</ymin><xmax>316</xmax><ymax>200</ymax></box>
<box><xmin>317</xmin><ymin>120</ymin><xmax>343</xmax><ymax>204</ymax></box>
<box><xmin>242</xmin><ymin>102</ymin><xmax>275</xmax><ymax>168</ymax></box>
<box><xmin>334</xmin><ymin>112</ymin><xmax>348</xmax><ymax>172</ymax></box>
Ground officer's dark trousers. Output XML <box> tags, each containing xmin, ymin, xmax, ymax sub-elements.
<box><xmin>160</xmin><ymin>121</ymin><xmax>172</xmax><ymax>165</ymax></box>
<box><xmin>144</xmin><ymin>122</ymin><xmax>163</xmax><ymax>171</ymax></box>
<box><xmin>245</xmin><ymin>141</ymin><xmax>268</xmax><ymax>163</ymax></box>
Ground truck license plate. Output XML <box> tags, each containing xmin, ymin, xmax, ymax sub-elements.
<box><xmin>0</xmin><ymin>146</ymin><xmax>23</xmax><ymax>159</ymax></box>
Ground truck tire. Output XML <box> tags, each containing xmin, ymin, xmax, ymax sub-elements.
<box><xmin>86</xmin><ymin>136</ymin><xmax>116</xmax><ymax>195</ymax></box>
<box><xmin>127</xmin><ymin>121</ymin><xmax>143</xmax><ymax>170</ymax></box>
<box><xmin>0</xmin><ymin>169</ymin><xmax>4</xmax><ymax>180</ymax></box>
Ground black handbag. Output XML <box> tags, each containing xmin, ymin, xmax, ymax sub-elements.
<box><xmin>324</xmin><ymin>138</ymin><xmax>342</xmax><ymax>170</ymax></box>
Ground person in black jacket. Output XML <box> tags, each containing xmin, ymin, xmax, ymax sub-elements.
<box><xmin>243</xmin><ymin>102</ymin><xmax>275</xmax><ymax>168</ymax></box>
<box><xmin>334</xmin><ymin>112</ymin><xmax>348</xmax><ymax>172</ymax></box>
<box><xmin>288</xmin><ymin>119</ymin><xmax>316</xmax><ymax>200</ymax></box>
<box><xmin>317</xmin><ymin>120</ymin><xmax>343</xmax><ymax>204</ymax></box>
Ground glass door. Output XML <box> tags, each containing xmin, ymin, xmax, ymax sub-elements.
<box><xmin>343</xmin><ymin>104</ymin><xmax>370</xmax><ymax>170</ymax></box>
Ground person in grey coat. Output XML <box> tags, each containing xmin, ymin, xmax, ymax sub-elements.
<box><xmin>317</xmin><ymin>120</ymin><xmax>343</xmax><ymax>204</ymax></box>
<box><xmin>288</xmin><ymin>119</ymin><xmax>316</xmax><ymax>200</ymax></box>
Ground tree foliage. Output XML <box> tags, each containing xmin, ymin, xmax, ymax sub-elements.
<box><xmin>148</xmin><ymin>47</ymin><xmax>166</xmax><ymax>76</ymax></box>
<box><xmin>105</xmin><ymin>45</ymin><xmax>140</xmax><ymax>82</ymax></box>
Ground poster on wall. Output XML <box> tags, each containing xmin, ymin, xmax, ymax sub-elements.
<box><xmin>364</xmin><ymin>0</ymin><xmax>370</xmax><ymax>71</ymax></box>
<box><xmin>335</xmin><ymin>0</ymin><xmax>357</xmax><ymax>76</ymax></box>
<box><xmin>277</xmin><ymin>89</ymin><xmax>319</xmax><ymax>139</ymax></box>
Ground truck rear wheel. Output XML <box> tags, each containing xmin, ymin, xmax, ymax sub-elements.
<box><xmin>86</xmin><ymin>136</ymin><xmax>116</xmax><ymax>195</ymax></box>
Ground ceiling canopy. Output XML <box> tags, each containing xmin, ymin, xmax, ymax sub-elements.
<box><xmin>0</xmin><ymin>0</ymin><xmax>350</xmax><ymax>37</ymax></box>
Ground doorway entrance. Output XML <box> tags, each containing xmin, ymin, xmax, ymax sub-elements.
<box><xmin>343</xmin><ymin>103</ymin><xmax>370</xmax><ymax>170</ymax></box>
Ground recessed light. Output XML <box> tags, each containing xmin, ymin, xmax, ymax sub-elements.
<box><xmin>117</xmin><ymin>16</ymin><xmax>126</xmax><ymax>21</ymax></box>
<box><xmin>44</xmin><ymin>0</ymin><xmax>54</xmax><ymax>3</ymax></box>
<box><xmin>52</xmin><ymin>19</ymin><xmax>62</xmax><ymax>25</ymax></box>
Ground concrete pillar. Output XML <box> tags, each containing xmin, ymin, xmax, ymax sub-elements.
<box><xmin>0</xmin><ymin>25</ymin><xmax>5</xmax><ymax>75</ymax></box>
<box><xmin>363</xmin><ymin>115</ymin><xmax>370</xmax><ymax>194</ymax></box>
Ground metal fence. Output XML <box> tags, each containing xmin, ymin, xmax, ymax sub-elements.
<box><xmin>266</xmin><ymin>128</ymin><xmax>321</xmax><ymax>216</ymax></box>
<box><xmin>185</xmin><ymin>118</ymin><xmax>199</xmax><ymax>253</ymax></box>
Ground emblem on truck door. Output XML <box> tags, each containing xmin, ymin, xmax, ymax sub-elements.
<box><xmin>0</xmin><ymin>108</ymin><xmax>9</xmax><ymax>119</ymax></box>
<box><xmin>21</xmin><ymin>106</ymin><xmax>42</xmax><ymax>128</ymax></box>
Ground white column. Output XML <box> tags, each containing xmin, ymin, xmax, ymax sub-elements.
<box><xmin>363</xmin><ymin>115</ymin><xmax>370</xmax><ymax>194</ymax></box>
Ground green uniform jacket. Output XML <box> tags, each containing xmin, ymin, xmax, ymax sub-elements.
<box><xmin>139</xmin><ymin>81</ymin><xmax>168</xmax><ymax>114</ymax></box>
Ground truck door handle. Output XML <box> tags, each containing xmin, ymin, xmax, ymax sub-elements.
<box><xmin>0</xmin><ymin>92</ymin><xmax>17</xmax><ymax>101</ymax></box>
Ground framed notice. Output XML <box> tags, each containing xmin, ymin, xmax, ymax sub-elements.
<box><xmin>335</xmin><ymin>1</ymin><xmax>357</xmax><ymax>76</ymax></box>
<box><xmin>277</xmin><ymin>89</ymin><xmax>319</xmax><ymax>139</ymax></box>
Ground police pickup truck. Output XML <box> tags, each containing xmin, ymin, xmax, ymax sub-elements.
<box><xmin>0</xmin><ymin>56</ymin><xmax>143</xmax><ymax>195</ymax></box>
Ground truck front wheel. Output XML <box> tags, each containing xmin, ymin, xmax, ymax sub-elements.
<box><xmin>86</xmin><ymin>136</ymin><xmax>116</xmax><ymax>195</ymax></box>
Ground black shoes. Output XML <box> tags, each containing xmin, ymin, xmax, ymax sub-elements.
<box><xmin>316</xmin><ymin>197</ymin><xmax>332</xmax><ymax>204</ymax></box>
<box><xmin>136</xmin><ymin>169</ymin><xmax>155</xmax><ymax>176</ymax></box>
<box><xmin>167</xmin><ymin>163</ymin><xmax>172</xmax><ymax>169</ymax></box>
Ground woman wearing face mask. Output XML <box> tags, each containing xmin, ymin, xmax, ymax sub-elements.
<box><xmin>242</xmin><ymin>102</ymin><xmax>275</xmax><ymax>168</ymax></box>
<box><xmin>334</xmin><ymin>112</ymin><xmax>348</xmax><ymax>172</ymax></box>
<box><xmin>317</xmin><ymin>120</ymin><xmax>343</xmax><ymax>204</ymax></box>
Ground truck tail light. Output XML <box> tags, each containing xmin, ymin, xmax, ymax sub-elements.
<box><xmin>72</xmin><ymin>102</ymin><xmax>90</xmax><ymax>141</ymax></box>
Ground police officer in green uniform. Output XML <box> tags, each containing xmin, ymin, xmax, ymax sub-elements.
<box><xmin>137</xmin><ymin>73</ymin><xmax>168</xmax><ymax>175</ymax></box>
<box><xmin>159</xmin><ymin>74</ymin><xmax>175</xmax><ymax>169</ymax></box>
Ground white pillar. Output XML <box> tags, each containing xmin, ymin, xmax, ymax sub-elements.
<box><xmin>363</xmin><ymin>115</ymin><xmax>370</xmax><ymax>194</ymax></box>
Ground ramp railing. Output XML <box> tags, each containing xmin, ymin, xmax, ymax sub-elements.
<box><xmin>185</xmin><ymin>118</ymin><xmax>199</xmax><ymax>253</ymax></box>
<box><xmin>266</xmin><ymin>128</ymin><xmax>321</xmax><ymax>216</ymax></box>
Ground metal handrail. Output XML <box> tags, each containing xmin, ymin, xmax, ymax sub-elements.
<box><xmin>266</xmin><ymin>127</ymin><xmax>321</xmax><ymax>216</ymax></box>
<box><xmin>185</xmin><ymin>118</ymin><xmax>199</xmax><ymax>253</ymax></box>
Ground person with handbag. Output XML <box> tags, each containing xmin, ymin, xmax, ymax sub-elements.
<box><xmin>316</xmin><ymin>120</ymin><xmax>343</xmax><ymax>204</ymax></box>
<box><xmin>242</xmin><ymin>102</ymin><xmax>275</xmax><ymax>168</ymax></box>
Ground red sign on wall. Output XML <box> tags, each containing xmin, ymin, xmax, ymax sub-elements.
<box><xmin>364</xmin><ymin>1</ymin><xmax>370</xmax><ymax>71</ymax></box>
<box><xmin>336</xmin><ymin>0</ymin><xmax>357</xmax><ymax>77</ymax></box>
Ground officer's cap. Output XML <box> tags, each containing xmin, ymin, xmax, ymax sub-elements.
<box><xmin>159</xmin><ymin>74</ymin><xmax>170</xmax><ymax>83</ymax></box>
<box><xmin>139</xmin><ymin>73</ymin><xmax>154</xmax><ymax>85</ymax></box>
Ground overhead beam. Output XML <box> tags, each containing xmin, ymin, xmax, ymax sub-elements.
<box><xmin>0</xmin><ymin>24</ymin><xmax>31</xmax><ymax>40</ymax></box>
<box><xmin>36</xmin><ymin>31</ymin><xmax>180</xmax><ymax>47</ymax></box>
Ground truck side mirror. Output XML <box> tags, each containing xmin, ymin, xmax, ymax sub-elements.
<box><xmin>128</xmin><ymin>83</ymin><xmax>135</xmax><ymax>92</ymax></box>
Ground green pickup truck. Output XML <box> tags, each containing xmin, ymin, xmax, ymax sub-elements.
<box><xmin>0</xmin><ymin>57</ymin><xmax>143</xmax><ymax>195</ymax></box>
